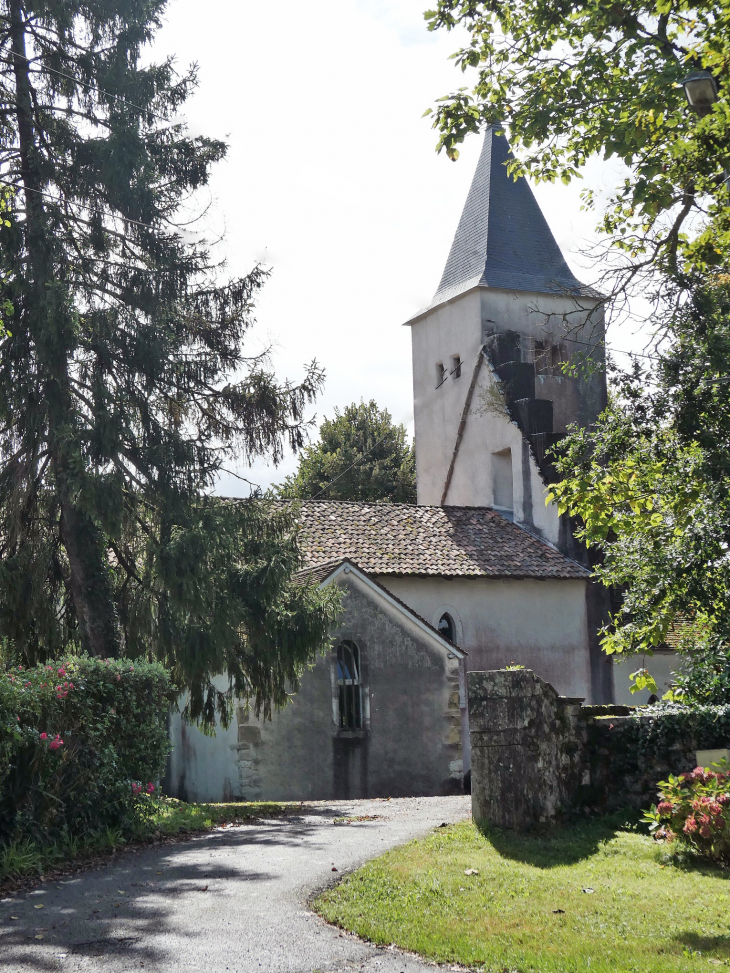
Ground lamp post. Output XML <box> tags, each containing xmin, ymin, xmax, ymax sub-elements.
<box><xmin>681</xmin><ymin>70</ymin><xmax>719</xmax><ymax>117</ymax></box>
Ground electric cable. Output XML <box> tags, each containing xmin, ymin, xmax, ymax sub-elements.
<box><xmin>0</xmin><ymin>50</ymin><xmax>176</xmax><ymax>127</ymax></box>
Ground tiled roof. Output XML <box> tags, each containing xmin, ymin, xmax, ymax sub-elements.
<box><xmin>407</xmin><ymin>125</ymin><xmax>598</xmax><ymax>322</ymax></box>
<box><xmin>290</xmin><ymin>500</ymin><xmax>589</xmax><ymax>580</ymax></box>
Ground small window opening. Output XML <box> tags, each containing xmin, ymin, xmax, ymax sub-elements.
<box><xmin>533</xmin><ymin>339</ymin><xmax>565</xmax><ymax>375</ymax></box>
<box><xmin>452</xmin><ymin>355</ymin><xmax>462</xmax><ymax>379</ymax></box>
<box><xmin>492</xmin><ymin>448</ymin><xmax>514</xmax><ymax>519</ymax></box>
<box><xmin>438</xmin><ymin>613</ymin><xmax>456</xmax><ymax>644</ymax></box>
<box><xmin>337</xmin><ymin>640</ymin><xmax>363</xmax><ymax>730</ymax></box>
<box><xmin>436</xmin><ymin>362</ymin><xmax>446</xmax><ymax>387</ymax></box>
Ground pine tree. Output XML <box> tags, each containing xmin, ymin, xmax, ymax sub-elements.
<box><xmin>0</xmin><ymin>0</ymin><xmax>338</xmax><ymax>724</ymax></box>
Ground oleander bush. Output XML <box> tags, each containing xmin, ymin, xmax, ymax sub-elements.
<box><xmin>0</xmin><ymin>656</ymin><xmax>176</xmax><ymax>845</ymax></box>
<box><xmin>644</xmin><ymin>763</ymin><xmax>730</xmax><ymax>863</ymax></box>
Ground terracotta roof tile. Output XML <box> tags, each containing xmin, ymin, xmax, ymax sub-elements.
<box><xmin>288</xmin><ymin>501</ymin><xmax>589</xmax><ymax>580</ymax></box>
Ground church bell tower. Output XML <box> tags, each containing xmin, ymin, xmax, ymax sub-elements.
<box><xmin>406</xmin><ymin>125</ymin><xmax>607</xmax><ymax>553</ymax></box>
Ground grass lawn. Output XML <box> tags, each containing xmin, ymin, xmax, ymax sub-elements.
<box><xmin>0</xmin><ymin>797</ymin><xmax>296</xmax><ymax>887</ymax></box>
<box><xmin>313</xmin><ymin>818</ymin><xmax>730</xmax><ymax>973</ymax></box>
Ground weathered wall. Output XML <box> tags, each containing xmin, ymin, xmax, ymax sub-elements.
<box><xmin>468</xmin><ymin>669</ymin><xmax>586</xmax><ymax>829</ymax></box>
<box><xmin>466</xmin><ymin>668</ymin><xmax>730</xmax><ymax>828</ymax></box>
<box><xmin>585</xmin><ymin>706</ymin><xmax>730</xmax><ymax>810</ymax></box>
<box><xmin>408</xmin><ymin>286</ymin><xmax>606</xmax><ymax>548</ymax></box>
<box><xmin>165</xmin><ymin>573</ymin><xmax>465</xmax><ymax>802</ymax></box>
<box><xmin>380</xmin><ymin>575</ymin><xmax>595</xmax><ymax>701</ymax></box>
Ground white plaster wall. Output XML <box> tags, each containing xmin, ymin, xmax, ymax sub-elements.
<box><xmin>379</xmin><ymin>574</ymin><xmax>593</xmax><ymax>701</ymax></box>
<box><xmin>166</xmin><ymin>674</ymin><xmax>240</xmax><ymax>803</ymax></box>
<box><xmin>408</xmin><ymin>285</ymin><xmax>605</xmax><ymax>547</ymax></box>
<box><xmin>612</xmin><ymin>650</ymin><xmax>680</xmax><ymax>705</ymax></box>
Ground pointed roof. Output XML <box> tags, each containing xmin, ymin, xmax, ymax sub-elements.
<box><xmin>408</xmin><ymin>126</ymin><xmax>596</xmax><ymax>322</ymax></box>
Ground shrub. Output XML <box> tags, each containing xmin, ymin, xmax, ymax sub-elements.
<box><xmin>666</xmin><ymin>620</ymin><xmax>730</xmax><ymax>706</ymax></box>
<box><xmin>0</xmin><ymin>656</ymin><xmax>176</xmax><ymax>845</ymax></box>
<box><xmin>644</xmin><ymin>763</ymin><xmax>730</xmax><ymax>863</ymax></box>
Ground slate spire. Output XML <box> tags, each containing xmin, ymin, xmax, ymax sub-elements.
<box><xmin>432</xmin><ymin>125</ymin><xmax>592</xmax><ymax>307</ymax></box>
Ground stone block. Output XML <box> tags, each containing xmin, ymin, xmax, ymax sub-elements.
<box><xmin>696</xmin><ymin>748</ymin><xmax>730</xmax><ymax>768</ymax></box>
<box><xmin>447</xmin><ymin>726</ymin><xmax>462</xmax><ymax>745</ymax></box>
<box><xmin>238</xmin><ymin>725</ymin><xmax>262</xmax><ymax>744</ymax></box>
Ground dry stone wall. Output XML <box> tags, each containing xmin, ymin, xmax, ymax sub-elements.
<box><xmin>468</xmin><ymin>669</ymin><xmax>730</xmax><ymax>829</ymax></box>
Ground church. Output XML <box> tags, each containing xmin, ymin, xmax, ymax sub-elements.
<box><xmin>165</xmin><ymin>126</ymin><xmax>633</xmax><ymax>804</ymax></box>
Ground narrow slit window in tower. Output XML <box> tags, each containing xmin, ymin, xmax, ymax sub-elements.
<box><xmin>492</xmin><ymin>448</ymin><xmax>514</xmax><ymax>520</ymax></box>
<box><xmin>452</xmin><ymin>355</ymin><xmax>462</xmax><ymax>379</ymax></box>
<box><xmin>436</xmin><ymin>362</ymin><xmax>446</xmax><ymax>387</ymax></box>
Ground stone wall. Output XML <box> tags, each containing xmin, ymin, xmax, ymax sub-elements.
<box><xmin>468</xmin><ymin>669</ymin><xmax>586</xmax><ymax>829</ymax></box>
<box><xmin>468</xmin><ymin>668</ymin><xmax>730</xmax><ymax>829</ymax></box>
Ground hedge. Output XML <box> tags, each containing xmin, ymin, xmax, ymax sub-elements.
<box><xmin>0</xmin><ymin>656</ymin><xmax>176</xmax><ymax>844</ymax></box>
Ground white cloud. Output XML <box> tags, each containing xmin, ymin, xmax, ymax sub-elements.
<box><xmin>152</xmin><ymin>0</ymin><xmax>648</xmax><ymax>495</ymax></box>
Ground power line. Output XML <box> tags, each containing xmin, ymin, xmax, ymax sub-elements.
<box><xmin>310</xmin><ymin>429</ymin><xmax>396</xmax><ymax>500</ymax></box>
<box><xmin>0</xmin><ymin>177</ymin><xmax>159</xmax><ymax>231</ymax></box>
<box><xmin>0</xmin><ymin>50</ymin><xmax>176</xmax><ymax>127</ymax></box>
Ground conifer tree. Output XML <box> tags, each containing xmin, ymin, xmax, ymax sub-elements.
<box><xmin>0</xmin><ymin>0</ymin><xmax>338</xmax><ymax>724</ymax></box>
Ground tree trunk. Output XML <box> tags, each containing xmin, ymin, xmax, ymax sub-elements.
<box><xmin>10</xmin><ymin>0</ymin><xmax>120</xmax><ymax>658</ymax></box>
<box><xmin>59</xmin><ymin>491</ymin><xmax>120</xmax><ymax>658</ymax></box>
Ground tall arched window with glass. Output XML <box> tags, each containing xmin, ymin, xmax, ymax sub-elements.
<box><xmin>337</xmin><ymin>640</ymin><xmax>363</xmax><ymax>730</ymax></box>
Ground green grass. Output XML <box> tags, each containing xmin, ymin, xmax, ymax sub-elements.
<box><xmin>313</xmin><ymin>818</ymin><xmax>730</xmax><ymax>973</ymax></box>
<box><xmin>0</xmin><ymin>797</ymin><xmax>295</xmax><ymax>885</ymax></box>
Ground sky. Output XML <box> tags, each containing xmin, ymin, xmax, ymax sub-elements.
<box><xmin>151</xmin><ymin>0</ymin><xmax>639</xmax><ymax>495</ymax></box>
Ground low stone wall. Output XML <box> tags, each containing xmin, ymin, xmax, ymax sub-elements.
<box><xmin>468</xmin><ymin>669</ymin><xmax>586</xmax><ymax>829</ymax></box>
<box><xmin>468</xmin><ymin>668</ymin><xmax>730</xmax><ymax>829</ymax></box>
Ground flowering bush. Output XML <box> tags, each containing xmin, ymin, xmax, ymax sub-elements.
<box><xmin>0</xmin><ymin>657</ymin><xmax>176</xmax><ymax>844</ymax></box>
<box><xmin>644</xmin><ymin>763</ymin><xmax>730</xmax><ymax>863</ymax></box>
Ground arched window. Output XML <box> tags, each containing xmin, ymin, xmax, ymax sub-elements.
<box><xmin>336</xmin><ymin>640</ymin><xmax>363</xmax><ymax>730</ymax></box>
<box><xmin>438</xmin><ymin>612</ymin><xmax>456</xmax><ymax>644</ymax></box>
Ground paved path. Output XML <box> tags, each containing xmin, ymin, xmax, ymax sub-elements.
<box><xmin>0</xmin><ymin>796</ymin><xmax>471</xmax><ymax>973</ymax></box>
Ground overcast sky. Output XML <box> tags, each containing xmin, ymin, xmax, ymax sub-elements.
<box><xmin>153</xmin><ymin>0</ymin><xmax>640</xmax><ymax>495</ymax></box>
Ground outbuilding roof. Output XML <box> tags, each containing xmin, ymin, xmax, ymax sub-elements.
<box><xmin>291</xmin><ymin>500</ymin><xmax>589</xmax><ymax>580</ymax></box>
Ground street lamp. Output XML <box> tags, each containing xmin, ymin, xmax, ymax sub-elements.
<box><xmin>682</xmin><ymin>70</ymin><xmax>719</xmax><ymax>116</ymax></box>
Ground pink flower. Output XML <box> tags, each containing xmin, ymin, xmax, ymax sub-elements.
<box><xmin>700</xmin><ymin>824</ymin><xmax>712</xmax><ymax>838</ymax></box>
<box><xmin>657</xmin><ymin>801</ymin><xmax>674</xmax><ymax>815</ymax></box>
<box><xmin>48</xmin><ymin>734</ymin><xmax>63</xmax><ymax>751</ymax></box>
<box><xmin>146</xmin><ymin>782</ymin><xmax>155</xmax><ymax>794</ymax></box>
<box><xmin>57</xmin><ymin>666</ymin><xmax>66</xmax><ymax>676</ymax></box>
<box><xmin>718</xmin><ymin>794</ymin><xmax>730</xmax><ymax>806</ymax></box>
<box><xmin>132</xmin><ymin>783</ymin><xmax>142</xmax><ymax>794</ymax></box>
<box><xmin>683</xmin><ymin>816</ymin><xmax>698</xmax><ymax>834</ymax></box>
<box><xmin>39</xmin><ymin>732</ymin><xmax>47</xmax><ymax>740</ymax></box>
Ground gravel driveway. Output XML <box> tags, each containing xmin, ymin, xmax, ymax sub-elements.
<box><xmin>0</xmin><ymin>795</ymin><xmax>471</xmax><ymax>973</ymax></box>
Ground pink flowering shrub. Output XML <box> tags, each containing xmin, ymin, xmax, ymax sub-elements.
<box><xmin>644</xmin><ymin>763</ymin><xmax>730</xmax><ymax>863</ymax></box>
<box><xmin>0</xmin><ymin>656</ymin><xmax>175</xmax><ymax>844</ymax></box>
